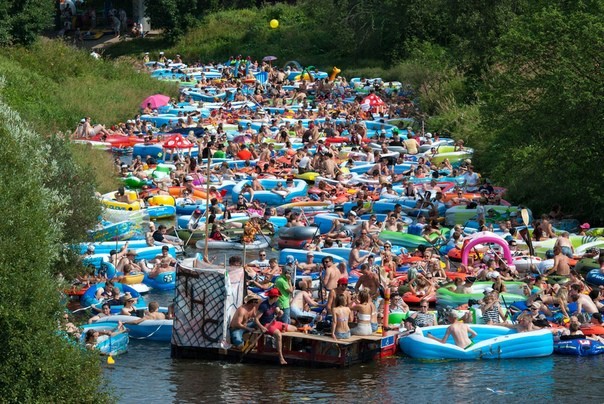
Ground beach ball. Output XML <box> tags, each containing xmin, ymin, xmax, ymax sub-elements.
<box><xmin>270</xmin><ymin>19</ymin><xmax>279</xmax><ymax>29</ymax></box>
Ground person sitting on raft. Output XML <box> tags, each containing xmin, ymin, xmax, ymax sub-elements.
<box><xmin>427</xmin><ymin>311</ymin><xmax>477</xmax><ymax>349</ymax></box>
<box><xmin>84</xmin><ymin>323</ymin><xmax>125</xmax><ymax>350</ymax></box>
<box><xmin>331</xmin><ymin>294</ymin><xmax>353</xmax><ymax>341</ymax></box>
<box><xmin>271</xmin><ymin>181</ymin><xmax>291</xmax><ymax>199</ymax></box>
<box><xmin>256</xmin><ymin>288</ymin><xmax>298</xmax><ymax>365</ymax></box>
<box><xmin>291</xmin><ymin>278</ymin><xmax>322</xmax><ymax>324</ymax></box>
<box><xmin>229</xmin><ymin>294</ymin><xmax>261</xmax><ymax>349</ymax></box>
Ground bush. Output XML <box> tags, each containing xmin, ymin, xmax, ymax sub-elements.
<box><xmin>0</xmin><ymin>39</ymin><xmax>178</xmax><ymax>135</ymax></box>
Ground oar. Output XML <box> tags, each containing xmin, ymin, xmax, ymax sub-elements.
<box><xmin>500</xmin><ymin>295</ymin><xmax>515</xmax><ymax>324</ymax></box>
<box><xmin>240</xmin><ymin>330</ymin><xmax>264</xmax><ymax>362</ymax></box>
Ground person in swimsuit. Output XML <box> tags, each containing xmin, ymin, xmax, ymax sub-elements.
<box><xmin>351</xmin><ymin>290</ymin><xmax>374</xmax><ymax>336</ymax></box>
<box><xmin>331</xmin><ymin>294</ymin><xmax>353</xmax><ymax>340</ymax></box>
<box><xmin>427</xmin><ymin>311</ymin><xmax>477</xmax><ymax>349</ymax></box>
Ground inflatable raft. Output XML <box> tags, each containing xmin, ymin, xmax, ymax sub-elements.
<box><xmin>436</xmin><ymin>281</ymin><xmax>531</xmax><ymax>307</ymax></box>
<box><xmin>195</xmin><ymin>238</ymin><xmax>270</xmax><ymax>250</ymax></box>
<box><xmin>554</xmin><ymin>337</ymin><xmax>604</xmax><ymax>356</ymax></box>
<box><xmin>399</xmin><ymin>325</ymin><xmax>553</xmax><ymax>360</ymax></box>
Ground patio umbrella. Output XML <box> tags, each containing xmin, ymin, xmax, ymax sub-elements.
<box><xmin>262</xmin><ymin>55</ymin><xmax>278</xmax><ymax>67</ymax></box>
<box><xmin>140</xmin><ymin>94</ymin><xmax>170</xmax><ymax>109</ymax></box>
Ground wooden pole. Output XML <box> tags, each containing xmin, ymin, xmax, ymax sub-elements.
<box><xmin>203</xmin><ymin>150</ymin><xmax>211</xmax><ymax>262</ymax></box>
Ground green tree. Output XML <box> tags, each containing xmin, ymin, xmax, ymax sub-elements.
<box><xmin>479</xmin><ymin>2</ymin><xmax>604</xmax><ymax>221</ymax></box>
<box><xmin>0</xmin><ymin>0</ymin><xmax>54</xmax><ymax>46</ymax></box>
<box><xmin>0</xmin><ymin>82</ymin><xmax>111</xmax><ymax>402</ymax></box>
<box><xmin>144</xmin><ymin>0</ymin><xmax>221</xmax><ymax>40</ymax></box>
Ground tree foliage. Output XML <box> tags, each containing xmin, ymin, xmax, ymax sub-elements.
<box><xmin>0</xmin><ymin>0</ymin><xmax>54</xmax><ymax>46</ymax></box>
<box><xmin>479</xmin><ymin>2</ymin><xmax>604</xmax><ymax>221</ymax></box>
<box><xmin>144</xmin><ymin>0</ymin><xmax>221</xmax><ymax>41</ymax></box>
<box><xmin>0</xmin><ymin>80</ymin><xmax>110</xmax><ymax>402</ymax></box>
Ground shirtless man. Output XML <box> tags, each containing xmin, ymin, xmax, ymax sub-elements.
<box><xmin>349</xmin><ymin>240</ymin><xmax>369</xmax><ymax>269</ymax></box>
<box><xmin>321</xmin><ymin>256</ymin><xmax>341</xmax><ymax>291</ymax></box>
<box><xmin>545</xmin><ymin>246</ymin><xmax>570</xmax><ymax>276</ymax></box>
<box><xmin>354</xmin><ymin>264</ymin><xmax>380</xmax><ymax>301</ymax></box>
<box><xmin>116</xmin><ymin>249</ymin><xmax>145</xmax><ymax>273</ymax></box>
<box><xmin>150</xmin><ymin>245</ymin><xmax>177</xmax><ymax>267</ymax></box>
<box><xmin>229</xmin><ymin>294</ymin><xmax>261</xmax><ymax>349</ymax></box>
<box><xmin>132</xmin><ymin>301</ymin><xmax>166</xmax><ymax>324</ymax></box>
<box><xmin>291</xmin><ymin>279</ymin><xmax>322</xmax><ymax>322</ymax></box>
<box><xmin>427</xmin><ymin>312</ymin><xmax>477</xmax><ymax>349</ymax></box>
<box><xmin>298</xmin><ymin>251</ymin><xmax>319</xmax><ymax>274</ymax></box>
<box><xmin>554</xmin><ymin>231</ymin><xmax>574</xmax><ymax>258</ymax></box>
<box><xmin>147</xmin><ymin>261</ymin><xmax>173</xmax><ymax>279</ymax></box>
<box><xmin>570</xmin><ymin>285</ymin><xmax>599</xmax><ymax>317</ymax></box>
<box><xmin>539</xmin><ymin>214</ymin><xmax>557</xmax><ymax>238</ymax></box>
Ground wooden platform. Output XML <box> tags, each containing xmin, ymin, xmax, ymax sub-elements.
<box><xmin>172</xmin><ymin>330</ymin><xmax>400</xmax><ymax>367</ymax></box>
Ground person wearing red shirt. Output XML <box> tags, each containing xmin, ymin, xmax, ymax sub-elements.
<box><xmin>237</xmin><ymin>144</ymin><xmax>254</xmax><ymax>160</ymax></box>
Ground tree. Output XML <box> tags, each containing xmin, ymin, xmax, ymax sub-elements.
<box><xmin>0</xmin><ymin>0</ymin><xmax>54</xmax><ymax>46</ymax></box>
<box><xmin>144</xmin><ymin>0</ymin><xmax>221</xmax><ymax>41</ymax></box>
<box><xmin>479</xmin><ymin>1</ymin><xmax>604</xmax><ymax>221</ymax></box>
<box><xmin>0</xmin><ymin>81</ymin><xmax>111</xmax><ymax>402</ymax></box>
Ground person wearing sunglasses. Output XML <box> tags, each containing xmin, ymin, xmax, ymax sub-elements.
<box><xmin>410</xmin><ymin>298</ymin><xmax>436</xmax><ymax>327</ymax></box>
<box><xmin>247</xmin><ymin>250</ymin><xmax>270</xmax><ymax>270</ymax></box>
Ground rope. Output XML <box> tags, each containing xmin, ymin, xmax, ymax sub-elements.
<box><xmin>126</xmin><ymin>322</ymin><xmax>166</xmax><ymax>340</ymax></box>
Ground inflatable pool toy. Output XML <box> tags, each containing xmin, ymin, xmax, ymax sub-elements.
<box><xmin>399</xmin><ymin>325</ymin><xmax>553</xmax><ymax>360</ymax></box>
<box><xmin>554</xmin><ymin>337</ymin><xmax>604</xmax><ymax>356</ymax></box>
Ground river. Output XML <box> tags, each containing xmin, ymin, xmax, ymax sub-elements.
<box><xmin>102</xmin><ymin>250</ymin><xmax>604</xmax><ymax>403</ymax></box>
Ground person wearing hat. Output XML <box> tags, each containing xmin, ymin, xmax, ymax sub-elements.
<box><xmin>256</xmin><ymin>288</ymin><xmax>298</xmax><ymax>365</ymax></box>
<box><xmin>158</xmin><ymin>51</ymin><xmax>166</xmax><ymax>63</ymax></box>
<box><xmin>119</xmin><ymin>292</ymin><xmax>138</xmax><ymax>316</ymax></box>
<box><xmin>229</xmin><ymin>294</ymin><xmax>262</xmax><ymax>349</ymax></box>
<box><xmin>578</xmin><ymin>223</ymin><xmax>591</xmax><ymax>236</ymax></box>
<box><xmin>274</xmin><ymin>257</ymin><xmax>296</xmax><ymax>324</ymax></box>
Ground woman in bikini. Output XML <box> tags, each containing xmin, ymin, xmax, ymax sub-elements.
<box><xmin>351</xmin><ymin>290</ymin><xmax>374</xmax><ymax>336</ymax></box>
<box><xmin>331</xmin><ymin>294</ymin><xmax>353</xmax><ymax>340</ymax></box>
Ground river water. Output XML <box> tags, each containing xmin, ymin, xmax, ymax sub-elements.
<box><xmin>102</xmin><ymin>251</ymin><xmax>604</xmax><ymax>402</ymax></box>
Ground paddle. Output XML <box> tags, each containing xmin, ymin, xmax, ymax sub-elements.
<box><xmin>500</xmin><ymin>295</ymin><xmax>515</xmax><ymax>324</ymax></box>
<box><xmin>240</xmin><ymin>330</ymin><xmax>264</xmax><ymax>361</ymax></box>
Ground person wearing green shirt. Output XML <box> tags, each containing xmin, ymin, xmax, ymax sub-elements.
<box><xmin>213</xmin><ymin>144</ymin><xmax>226</xmax><ymax>159</ymax></box>
<box><xmin>275</xmin><ymin>256</ymin><xmax>295</xmax><ymax>324</ymax></box>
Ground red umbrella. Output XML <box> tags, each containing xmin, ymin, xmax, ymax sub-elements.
<box><xmin>162</xmin><ymin>134</ymin><xmax>194</xmax><ymax>149</ymax></box>
<box><xmin>141</xmin><ymin>94</ymin><xmax>171</xmax><ymax>109</ymax></box>
<box><xmin>362</xmin><ymin>94</ymin><xmax>385</xmax><ymax>110</ymax></box>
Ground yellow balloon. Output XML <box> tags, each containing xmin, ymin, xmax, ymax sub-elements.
<box><xmin>270</xmin><ymin>19</ymin><xmax>279</xmax><ymax>29</ymax></box>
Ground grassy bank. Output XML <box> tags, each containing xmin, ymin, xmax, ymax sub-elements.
<box><xmin>0</xmin><ymin>39</ymin><xmax>178</xmax><ymax>135</ymax></box>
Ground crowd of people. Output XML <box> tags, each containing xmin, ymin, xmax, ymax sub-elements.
<box><xmin>65</xmin><ymin>51</ymin><xmax>604</xmax><ymax>360</ymax></box>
